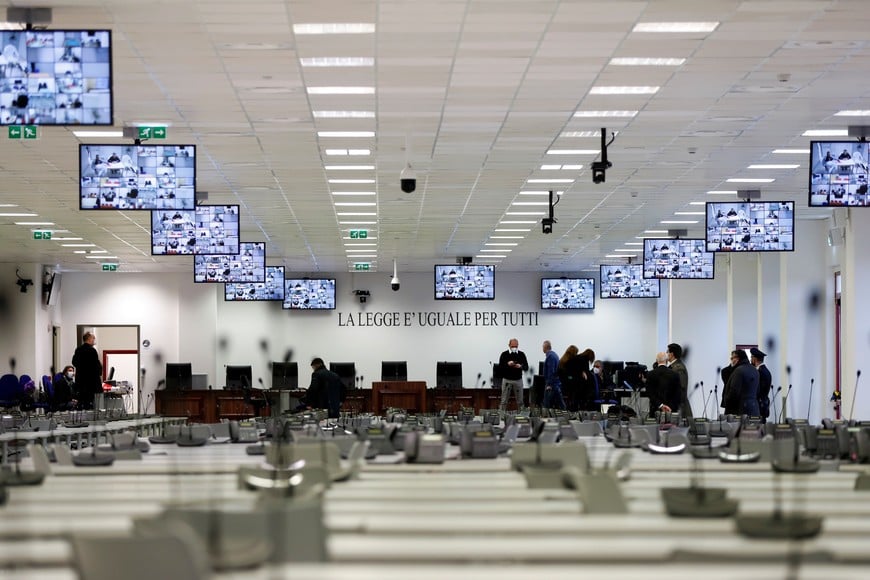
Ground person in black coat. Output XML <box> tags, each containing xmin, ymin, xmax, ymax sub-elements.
<box><xmin>52</xmin><ymin>365</ymin><xmax>79</xmax><ymax>410</ymax></box>
<box><xmin>751</xmin><ymin>347</ymin><xmax>772</xmax><ymax>421</ymax></box>
<box><xmin>304</xmin><ymin>357</ymin><xmax>344</xmax><ymax>418</ymax></box>
<box><xmin>644</xmin><ymin>352</ymin><xmax>682</xmax><ymax>416</ymax></box>
<box><xmin>71</xmin><ymin>331</ymin><xmax>102</xmax><ymax>409</ymax></box>
<box><xmin>723</xmin><ymin>350</ymin><xmax>760</xmax><ymax>416</ymax></box>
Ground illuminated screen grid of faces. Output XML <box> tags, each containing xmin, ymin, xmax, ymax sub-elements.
<box><xmin>705</xmin><ymin>201</ymin><xmax>794</xmax><ymax>252</ymax></box>
<box><xmin>599</xmin><ymin>265</ymin><xmax>661</xmax><ymax>298</ymax></box>
<box><xmin>80</xmin><ymin>145</ymin><xmax>195</xmax><ymax>210</ymax></box>
<box><xmin>151</xmin><ymin>205</ymin><xmax>240</xmax><ymax>255</ymax></box>
<box><xmin>810</xmin><ymin>141</ymin><xmax>869</xmax><ymax>207</ymax></box>
<box><xmin>434</xmin><ymin>265</ymin><xmax>495</xmax><ymax>299</ymax></box>
<box><xmin>541</xmin><ymin>278</ymin><xmax>594</xmax><ymax>309</ymax></box>
<box><xmin>225</xmin><ymin>266</ymin><xmax>285</xmax><ymax>301</ymax></box>
<box><xmin>194</xmin><ymin>242</ymin><xmax>265</xmax><ymax>283</ymax></box>
<box><xmin>643</xmin><ymin>239</ymin><xmax>714</xmax><ymax>279</ymax></box>
<box><xmin>0</xmin><ymin>30</ymin><xmax>111</xmax><ymax>125</ymax></box>
<box><xmin>283</xmin><ymin>279</ymin><xmax>336</xmax><ymax>310</ymax></box>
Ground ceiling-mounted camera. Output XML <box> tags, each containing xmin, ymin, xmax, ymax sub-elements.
<box><xmin>541</xmin><ymin>218</ymin><xmax>554</xmax><ymax>235</ymax></box>
<box><xmin>400</xmin><ymin>163</ymin><xmax>416</xmax><ymax>193</ymax></box>
<box><xmin>15</xmin><ymin>269</ymin><xmax>33</xmax><ymax>293</ymax></box>
<box><xmin>592</xmin><ymin>127</ymin><xmax>614</xmax><ymax>184</ymax></box>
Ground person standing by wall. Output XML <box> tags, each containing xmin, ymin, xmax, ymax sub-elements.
<box><xmin>498</xmin><ymin>338</ymin><xmax>529</xmax><ymax>413</ymax></box>
<box><xmin>72</xmin><ymin>331</ymin><xmax>102</xmax><ymax>410</ymax></box>
<box><xmin>667</xmin><ymin>343</ymin><xmax>691</xmax><ymax>419</ymax></box>
<box><xmin>542</xmin><ymin>340</ymin><xmax>565</xmax><ymax>415</ymax></box>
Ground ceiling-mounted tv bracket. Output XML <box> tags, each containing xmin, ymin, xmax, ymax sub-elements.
<box><xmin>122</xmin><ymin>127</ymin><xmax>143</xmax><ymax>145</ymax></box>
<box><xmin>6</xmin><ymin>7</ymin><xmax>52</xmax><ymax>30</ymax></box>
<box><xmin>848</xmin><ymin>125</ymin><xmax>870</xmax><ymax>143</ymax></box>
<box><xmin>737</xmin><ymin>189</ymin><xmax>761</xmax><ymax>202</ymax></box>
<box><xmin>668</xmin><ymin>229</ymin><xmax>688</xmax><ymax>240</ymax></box>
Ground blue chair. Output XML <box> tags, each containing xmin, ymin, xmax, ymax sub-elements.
<box><xmin>34</xmin><ymin>375</ymin><xmax>54</xmax><ymax>414</ymax></box>
<box><xmin>0</xmin><ymin>373</ymin><xmax>22</xmax><ymax>409</ymax></box>
<box><xmin>18</xmin><ymin>374</ymin><xmax>37</xmax><ymax>412</ymax></box>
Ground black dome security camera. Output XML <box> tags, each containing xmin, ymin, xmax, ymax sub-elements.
<box><xmin>400</xmin><ymin>164</ymin><xmax>416</xmax><ymax>193</ymax></box>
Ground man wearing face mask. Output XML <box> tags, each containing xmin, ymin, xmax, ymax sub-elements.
<box><xmin>52</xmin><ymin>365</ymin><xmax>79</xmax><ymax>411</ymax></box>
<box><xmin>498</xmin><ymin>338</ymin><xmax>529</xmax><ymax>413</ymax></box>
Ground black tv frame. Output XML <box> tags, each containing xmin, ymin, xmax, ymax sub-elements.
<box><xmin>226</xmin><ymin>365</ymin><xmax>253</xmax><ymax>389</ymax></box>
<box><xmin>381</xmin><ymin>361</ymin><xmax>408</xmax><ymax>382</ymax></box>
<box><xmin>436</xmin><ymin>361</ymin><xmax>463</xmax><ymax>389</ymax></box>
<box><xmin>0</xmin><ymin>29</ymin><xmax>113</xmax><ymax>126</ymax></box>
<box><xmin>599</xmin><ymin>264</ymin><xmax>661</xmax><ymax>299</ymax></box>
<box><xmin>705</xmin><ymin>201</ymin><xmax>795</xmax><ymax>252</ymax></box>
<box><xmin>164</xmin><ymin>363</ymin><xmax>192</xmax><ymax>391</ymax></box>
<box><xmin>152</xmin><ymin>204</ymin><xmax>240</xmax><ymax>256</ymax></box>
<box><xmin>642</xmin><ymin>238</ymin><xmax>715</xmax><ymax>280</ymax></box>
<box><xmin>809</xmin><ymin>140</ymin><xmax>870</xmax><ymax>207</ymax></box>
<box><xmin>540</xmin><ymin>277</ymin><xmax>595</xmax><ymax>310</ymax></box>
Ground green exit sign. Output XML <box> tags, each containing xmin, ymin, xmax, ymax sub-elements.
<box><xmin>354</xmin><ymin>263</ymin><xmax>371</xmax><ymax>271</ymax></box>
<box><xmin>33</xmin><ymin>230</ymin><xmax>52</xmax><ymax>240</ymax></box>
<box><xmin>349</xmin><ymin>229</ymin><xmax>368</xmax><ymax>239</ymax></box>
<box><xmin>138</xmin><ymin>126</ymin><xmax>167</xmax><ymax>139</ymax></box>
<box><xmin>8</xmin><ymin>125</ymin><xmax>37</xmax><ymax>139</ymax></box>
<box><xmin>101</xmin><ymin>263</ymin><xmax>119</xmax><ymax>272</ymax></box>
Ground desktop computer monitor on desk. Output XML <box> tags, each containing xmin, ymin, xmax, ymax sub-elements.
<box><xmin>226</xmin><ymin>365</ymin><xmax>253</xmax><ymax>389</ymax></box>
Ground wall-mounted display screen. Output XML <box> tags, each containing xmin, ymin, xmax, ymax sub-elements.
<box><xmin>80</xmin><ymin>144</ymin><xmax>195</xmax><ymax>210</ymax></box>
<box><xmin>151</xmin><ymin>205</ymin><xmax>239</xmax><ymax>255</ymax></box>
<box><xmin>809</xmin><ymin>140</ymin><xmax>869</xmax><ymax>207</ymax></box>
<box><xmin>225</xmin><ymin>266</ymin><xmax>285</xmax><ymax>301</ymax></box>
<box><xmin>282</xmin><ymin>278</ymin><xmax>336</xmax><ymax>310</ymax></box>
<box><xmin>643</xmin><ymin>238</ymin><xmax>714</xmax><ymax>280</ymax></box>
<box><xmin>705</xmin><ymin>201</ymin><xmax>794</xmax><ymax>252</ymax></box>
<box><xmin>0</xmin><ymin>30</ymin><xmax>112</xmax><ymax>125</ymax></box>
<box><xmin>194</xmin><ymin>242</ymin><xmax>265</xmax><ymax>283</ymax></box>
<box><xmin>599</xmin><ymin>265</ymin><xmax>661</xmax><ymax>299</ymax></box>
<box><xmin>434</xmin><ymin>265</ymin><xmax>495</xmax><ymax>300</ymax></box>
<box><xmin>540</xmin><ymin>278</ymin><xmax>595</xmax><ymax>309</ymax></box>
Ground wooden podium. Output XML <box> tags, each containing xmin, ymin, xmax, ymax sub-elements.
<box><xmin>371</xmin><ymin>381</ymin><xmax>427</xmax><ymax>413</ymax></box>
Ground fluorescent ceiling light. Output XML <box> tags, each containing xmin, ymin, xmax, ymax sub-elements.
<box><xmin>331</xmin><ymin>191</ymin><xmax>376</xmax><ymax>196</ymax></box>
<box><xmin>318</xmin><ymin>131</ymin><xmax>375</xmax><ymax>137</ymax></box>
<box><xmin>73</xmin><ymin>250</ymin><xmax>86</xmax><ymax>254</ymax></box>
<box><xmin>834</xmin><ymin>110</ymin><xmax>870</xmax><ymax>116</ymax></box>
<box><xmin>73</xmin><ymin>130</ymin><xmax>124</xmax><ymax>138</ymax></box>
<box><xmin>674</xmin><ymin>211</ymin><xmax>705</xmax><ymax>216</ymax></box>
<box><xmin>614</xmin><ymin>249</ymin><xmax>642</xmax><ymax>253</ymax></box>
<box><xmin>526</xmin><ymin>178</ymin><xmax>574</xmax><ymax>183</ymax></box>
<box><xmin>561</xmin><ymin>165</ymin><xmax>583</xmax><ymax>171</ymax></box>
<box><xmin>802</xmin><ymin>129</ymin><xmax>848</xmax><ymax>137</ymax></box>
<box><xmin>540</xmin><ymin>165</ymin><xmax>562</xmax><ymax>170</ymax></box>
<box><xmin>644</xmin><ymin>230</ymin><xmax>668</xmax><ymax>234</ymax></box>
<box><xmin>605</xmin><ymin>255</ymin><xmax>627</xmax><ymax>258</ymax></box>
<box><xmin>772</xmin><ymin>149</ymin><xmax>809</xmax><ymax>154</ymax></box>
<box><xmin>345</xmin><ymin>248</ymin><xmax>375</xmax><ymax>252</ymax></box>
<box><xmin>707</xmin><ymin>190</ymin><xmax>738</xmax><ymax>195</ymax></box>
<box><xmin>726</xmin><ymin>178</ymin><xmax>775</xmax><ymax>183</ymax></box>
<box><xmin>336</xmin><ymin>212</ymin><xmax>376</xmax><ymax>216</ymax></box>
<box><xmin>495</xmin><ymin>228</ymin><xmax>532</xmax><ymax>232</ymax></box>
<box><xmin>344</xmin><ymin>243</ymin><xmax>377</xmax><ymax>246</ymax></box>
<box><xmin>325</xmin><ymin>149</ymin><xmax>371</xmax><ymax>156</ymax></box>
<box><xmin>485</xmin><ymin>243</ymin><xmax>519</xmax><ymax>247</ymax></box>
<box><xmin>313</xmin><ymin>111</ymin><xmax>375</xmax><ymax>118</ymax></box>
<box><xmin>85</xmin><ymin>255</ymin><xmax>117</xmax><ymax>259</ymax></box>
<box><xmin>293</xmin><ymin>23</ymin><xmax>375</xmax><ymax>34</ymax></box>
<box><xmin>506</xmin><ymin>211</ymin><xmax>546</xmax><ymax>216</ymax></box>
<box><xmin>490</xmin><ymin>236</ymin><xmax>525</xmax><ymax>239</ymax></box>
<box><xmin>633</xmin><ymin>22</ymin><xmax>719</xmax><ymax>33</ymax></box>
<box><xmin>573</xmin><ymin>110</ymin><xmax>638</xmax><ymax>118</ymax></box>
<box><xmin>511</xmin><ymin>201</ymin><xmax>548</xmax><ymax>206</ymax></box>
<box><xmin>500</xmin><ymin>221</ymin><xmax>537</xmax><ymax>224</ymax></box>
<box><xmin>519</xmin><ymin>190</ymin><xmax>550</xmax><ymax>195</ymax></box>
<box><xmin>89</xmin><ymin>250</ymin><xmax>108</xmax><ymax>254</ymax></box>
<box><xmin>308</xmin><ymin>87</ymin><xmax>375</xmax><ymax>95</ymax></box>
<box><xmin>328</xmin><ymin>179</ymin><xmax>375</xmax><ymax>184</ymax></box>
<box><xmin>333</xmin><ymin>202</ymin><xmax>376</xmax><ymax>207</ymax></box>
<box><xmin>339</xmin><ymin>221</ymin><xmax>377</xmax><ymax>225</ymax></box>
<box><xmin>748</xmin><ymin>164</ymin><xmax>799</xmax><ymax>169</ymax></box>
<box><xmin>590</xmin><ymin>86</ymin><xmax>659</xmax><ymax>95</ymax></box>
<box><xmin>624</xmin><ymin>242</ymin><xmax>643</xmax><ymax>246</ymax></box>
<box><xmin>325</xmin><ymin>165</ymin><xmax>375</xmax><ymax>170</ymax></box>
<box><xmin>0</xmin><ymin>212</ymin><xmax>37</xmax><ymax>217</ymax></box>
<box><xmin>609</xmin><ymin>57</ymin><xmax>685</xmax><ymax>66</ymax></box>
<box><xmin>15</xmin><ymin>221</ymin><xmax>54</xmax><ymax>226</ymax></box>
<box><xmin>62</xmin><ymin>243</ymin><xmax>96</xmax><ymax>247</ymax></box>
<box><xmin>51</xmin><ymin>237</ymin><xmax>83</xmax><ymax>241</ymax></box>
<box><xmin>689</xmin><ymin>201</ymin><xmax>706</xmax><ymax>206</ymax></box>
<box><xmin>661</xmin><ymin>220</ymin><xmax>699</xmax><ymax>224</ymax></box>
<box><xmin>300</xmin><ymin>57</ymin><xmax>374</xmax><ymax>67</ymax></box>
<box><xmin>476</xmin><ymin>255</ymin><xmax>505</xmax><ymax>259</ymax></box>
<box><xmin>480</xmin><ymin>249</ymin><xmax>511</xmax><ymax>253</ymax></box>
<box><xmin>546</xmin><ymin>149</ymin><xmax>599</xmax><ymax>155</ymax></box>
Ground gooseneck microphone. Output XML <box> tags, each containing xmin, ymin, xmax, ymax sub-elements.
<box><xmin>770</xmin><ymin>386</ymin><xmax>782</xmax><ymax>425</ymax></box>
<box><xmin>780</xmin><ymin>384</ymin><xmax>793</xmax><ymax>423</ymax></box>
<box><xmin>700</xmin><ymin>381</ymin><xmax>709</xmax><ymax>419</ymax></box>
<box><xmin>806</xmin><ymin>378</ymin><xmax>815</xmax><ymax>422</ymax></box>
<box><xmin>849</xmin><ymin>369</ymin><xmax>863</xmax><ymax>422</ymax></box>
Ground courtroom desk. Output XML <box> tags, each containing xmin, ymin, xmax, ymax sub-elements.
<box><xmin>428</xmin><ymin>388</ymin><xmax>521</xmax><ymax>413</ymax></box>
<box><xmin>342</xmin><ymin>389</ymin><xmax>371</xmax><ymax>413</ymax></box>
<box><xmin>371</xmin><ymin>381</ymin><xmax>427</xmax><ymax>413</ymax></box>
<box><xmin>155</xmin><ymin>389</ymin><xmax>308</xmax><ymax>422</ymax></box>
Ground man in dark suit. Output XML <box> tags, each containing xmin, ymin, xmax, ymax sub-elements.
<box><xmin>751</xmin><ymin>347</ymin><xmax>772</xmax><ymax>421</ymax></box>
<box><xmin>71</xmin><ymin>331</ymin><xmax>102</xmax><ymax>409</ymax></box>
<box><xmin>724</xmin><ymin>350</ymin><xmax>760</xmax><ymax>416</ymax></box>
<box><xmin>644</xmin><ymin>352</ymin><xmax>682</xmax><ymax>417</ymax></box>
<box><xmin>305</xmin><ymin>357</ymin><xmax>344</xmax><ymax>418</ymax></box>
<box><xmin>667</xmin><ymin>342</ymin><xmax>692</xmax><ymax>419</ymax></box>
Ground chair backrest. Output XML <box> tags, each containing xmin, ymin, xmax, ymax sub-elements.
<box><xmin>42</xmin><ymin>375</ymin><xmax>54</xmax><ymax>398</ymax></box>
<box><xmin>0</xmin><ymin>373</ymin><xmax>21</xmax><ymax>400</ymax></box>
